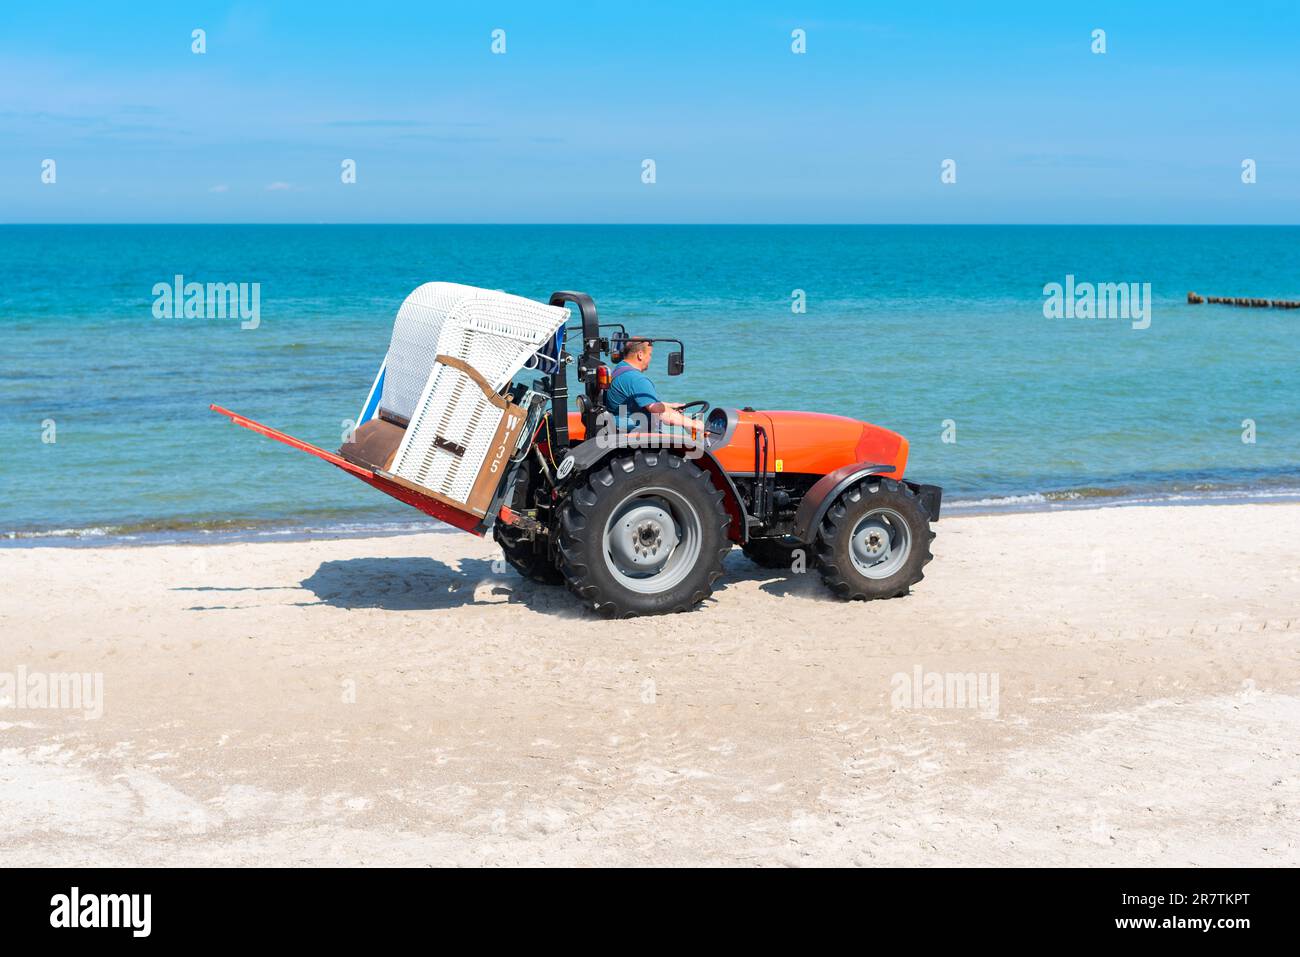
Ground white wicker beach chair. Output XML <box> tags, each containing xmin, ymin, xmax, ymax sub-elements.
<box><xmin>380</xmin><ymin>283</ymin><xmax>569</xmax><ymax>511</ymax></box>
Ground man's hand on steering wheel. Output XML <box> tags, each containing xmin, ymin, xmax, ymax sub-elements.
<box><xmin>650</xmin><ymin>400</ymin><xmax>708</xmax><ymax>434</ymax></box>
<box><xmin>655</xmin><ymin>400</ymin><xmax>708</xmax><ymax>434</ymax></box>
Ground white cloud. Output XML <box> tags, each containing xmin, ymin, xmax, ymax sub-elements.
<box><xmin>265</xmin><ymin>181</ymin><xmax>293</xmax><ymax>191</ymax></box>
<box><xmin>208</xmin><ymin>184</ymin><xmax>229</xmax><ymax>193</ymax></box>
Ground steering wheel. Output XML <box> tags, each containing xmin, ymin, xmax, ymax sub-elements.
<box><xmin>676</xmin><ymin>400</ymin><xmax>710</xmax><ymax>440</ymax></box>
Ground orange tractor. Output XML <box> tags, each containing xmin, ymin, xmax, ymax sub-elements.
<box><xmin>214</xmin><ymin>285</ymin><xmax>941</xmax><ymax>617</ymax></box>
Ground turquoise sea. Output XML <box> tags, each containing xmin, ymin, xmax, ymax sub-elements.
<box><xmin>3</xmin><ymin>225</ymin><xmax>1299</xmax><ymax>544</ymax></box>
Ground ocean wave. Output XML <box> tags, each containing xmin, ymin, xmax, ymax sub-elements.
<box><xmin>945</xmin><ymin>493</ymin><xmax>1047</xmax><ymax>509</ymax></box>
<box><xmin>947</xmin><ymin>484</ymin><xmax>1300</xmax><ymax>513</ymax></box>
<box><xmin>3</xmin><ymin>526</ymin><xmax>110</xmax><ymax>540</ymax></box>
<box><xmin>1</xmin><ymin>516</ymin><xmax>457</xmax><ymax>547</ymax></box>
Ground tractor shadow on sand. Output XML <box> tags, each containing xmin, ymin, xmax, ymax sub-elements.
<box><xmin>295</xmin><ymin>551</ymin><xmax>834</xmax><ymax>614</ymax></box>
<box><xmin>727</xmin><ymin>552</ymin><xmax>838</xmax><ymax>603</ymax></box>
<box><xmin>297</xmin><ymin>556</ymin><xmax>586</xmax><ymax>615</ymax></box>
<box><xmin>295</xmin><ymin>551</ymin><xmax>820</xmax><ymax>615</ymax></box>
<box><xmin>299</xmin><ymin>554</ymin><xmax>763</xmax><ymax>615</ymax></box>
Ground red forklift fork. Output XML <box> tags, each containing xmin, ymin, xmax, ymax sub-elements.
<box><xmin>209</xmin><ymin>404</ymin><xmax>484</xmax><ymax>534</ymax></box>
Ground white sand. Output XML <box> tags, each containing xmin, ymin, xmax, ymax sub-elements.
<box><xmin>1</xmin><ymin>503</ymin><xmax>1298</xmax><ymax>866</ymax></box>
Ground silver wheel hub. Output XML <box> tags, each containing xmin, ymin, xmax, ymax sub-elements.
<box><xmin>609</xmin><ymin>503</ymin><xmax>678</xmax><ymax>573</ymax></box>
<box><xmin>601</xmin><ymin>487</ymin><xmax>703</xmax><ymax>595</ymax></box>
<box><xmin>853</xmin><ymin>521</ymin><xmax>892</xmax><ymax>561</ymax></box>
<box><xmin>848</xmin><ymin>507</ymin><xmax>912</xmax><ymax>579</ymax></box>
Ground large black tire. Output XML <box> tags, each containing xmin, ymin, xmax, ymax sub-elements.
<box><xmin>742</xmin><ymin>537</ymin><xmax>805</xmax><ymax>570</ymax></box>
<box><xmin>816</xmin><ymin>477</ymin><xmax>934</xmax><ymax>600</ymax></box>
<box><xmin>559</xmin><ymin>450</ymin><xmax>731</xmax><ymax>617</ymax></box>
<box><xmin>493</xmin><ymin>523</ymin><xmax>564</xmax><ymax>585</ymax></box>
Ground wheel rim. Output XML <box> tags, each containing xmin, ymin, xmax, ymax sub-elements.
<box><xmin>848</xmin><ymin>507</ymin><xmax>912</xmax><ymax>579</ymax></box>
<box><xmin>602</xmin><ymin>486</ymin><xmax>702</xmax><ymax>594</ymax></box>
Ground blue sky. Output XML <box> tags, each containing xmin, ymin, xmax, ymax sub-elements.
<box><xmin>2</xmin><ymin>1</ymin><xmax>1297</xmax><ymax>223</ymax></box>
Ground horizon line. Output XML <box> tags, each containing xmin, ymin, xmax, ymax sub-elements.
<box><xmin>2</xmin><ymin>222</ymin><xmax>1298</xmax><ymax>228</ymax></box>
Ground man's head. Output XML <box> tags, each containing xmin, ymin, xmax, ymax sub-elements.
<box><xmin>622</xmin><ymin>337</ymin><xmax>653</xmax><ymax>371</ymax></box>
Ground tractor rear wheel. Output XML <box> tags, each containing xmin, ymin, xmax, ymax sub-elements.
<box><xmin>559</xmin><ymin>451</ymin><xmax>731</xmax><ymax>617</ymax></box>
<box><xmin>815</xmin><ymin>477</ymin><xmax>934</xmax><ymax>600</ymax></box>
<box><xmin>493</xmin><ymin>523</ymin><xmax>564</xmax><ymax>585</ymax></box>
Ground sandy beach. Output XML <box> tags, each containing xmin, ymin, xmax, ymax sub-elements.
<box><xmin>2</xmin><ymin>502</ymin><xmax>1298</xmax><ymax>867</ymax></box>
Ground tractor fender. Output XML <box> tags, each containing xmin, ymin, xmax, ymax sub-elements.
<box><xmin>560</xmin><ymin>436</ymin><xmax>751</xmax><ymax>543</ymax></box>
<box><xmin>791</xmin><ymin>461</ymin><xmax>942</xmax><ymax>542</ymax></box>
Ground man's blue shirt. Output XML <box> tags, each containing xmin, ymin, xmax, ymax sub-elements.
<box><xmin>604</xmin><ymin>361</ymin><xmax>660</xmax><ymax>431</ymax></box>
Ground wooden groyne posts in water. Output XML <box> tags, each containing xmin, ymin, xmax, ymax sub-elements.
<box><xmin>1188</xmin><ymin>292</ymin><xmax>1300</xmax><ymax>309</ymax></box>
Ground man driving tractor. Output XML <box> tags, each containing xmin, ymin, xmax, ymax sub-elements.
<box><xmin>604</xmin><ymin>337</ymin><xmax>703</xmax><ymax>435</ymax></box>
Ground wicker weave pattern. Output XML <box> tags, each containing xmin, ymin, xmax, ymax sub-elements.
<box><xmin>385</xmin><ymin>283</ymin><xmax>568</xmax><ymax>506</ymax></box>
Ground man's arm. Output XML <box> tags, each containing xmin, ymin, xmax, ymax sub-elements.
<box><xmin>623</xmin><ymin>370</ymin><xmax>702</xmax><ymax>434</ymax></box>
<box><xmin>645</xmin><ymin>401</ymin><xmax>703</xmax><ymax>434</ymax></box>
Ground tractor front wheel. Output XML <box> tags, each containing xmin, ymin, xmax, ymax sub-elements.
<box><xmin>815</xmin><ymin>478</ymin><xmax>934</xmax><ymax>600</ymax></box>
<box><xmin>559</xmin><ymin>451</ymin><xmax>731</xmax><ymax>617</ymax></box>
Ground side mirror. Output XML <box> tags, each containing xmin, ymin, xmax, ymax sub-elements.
<box><xmin>668</xmin><ymin>351</ymin><xmax>684</xmax><ymax>376</ymax></box>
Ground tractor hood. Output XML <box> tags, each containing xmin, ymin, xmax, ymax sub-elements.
<box><xmin>759</xmin><ymin>410</ymin><xmax>909</xmax><ymax>479</ymax></box>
